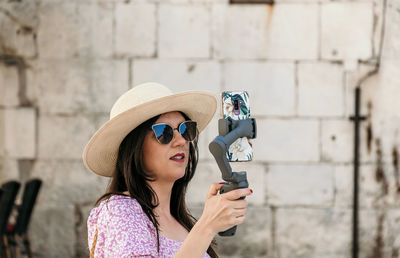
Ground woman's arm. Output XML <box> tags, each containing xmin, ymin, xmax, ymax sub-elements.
<box><xmin>174</xmin><ymin>183</ymin><xmax>253</xmax><ymax>258</ymax></box>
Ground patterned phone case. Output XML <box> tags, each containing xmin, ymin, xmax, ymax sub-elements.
<box><xmin>221</xmin><ymin>91</ymin><xmax>253</xmax><ymax>162</ymax></box>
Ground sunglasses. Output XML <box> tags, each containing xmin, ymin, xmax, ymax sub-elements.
<box><xmin>151</xmin><ymin>121</ymin><xmax>198</xmax><ymax>145</ymax></box>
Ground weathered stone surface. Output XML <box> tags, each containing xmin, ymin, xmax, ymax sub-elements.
<box><xmin>223</xmin><ymin>61</ymin><xmax>296</xmax><ymax>116</ymax></box>
<box><xmin>38</xmin><ymin>2</ymin><xmax>80</xmax><ymax>58</ymax></box>
<box><xmin>0</xmin><ymin>157</ymin><xmax>19</xmax><ymax>183</ymax></box>
<box><xmin>0</xmin><ymin>108</ymin><xmax>36</xmax><ymax>158</ymax></box>
<box><xmin>267</xmin><ymin>164</ymin><xmax>334</xmax><ymax>206</ymax></box>
<box><xmin>0</xmin><ymin>0</ymin><xmax>37</xmax><ymax>57</ymax></box>
<box><xmin>132</xmin><ymin>59</ymin><xmax>221</xmax><ymax>94</ymax></box>
<box><xmin>216</xmin><ymin>207</ymin><xmax>272</xmax><ymax>258</ymax></box>
<box><xmin>255</xmin><ymin>119</ymin><xmax>319</xmax><ymax>162</ymax></box>
<box><xmin>298</xmin><ymin>62</ymin><xmax>344</xmax><ymax>117</ymax></box>
<box><xmin>38</xmin><ymin>1</ymin><xmax>113</xmax><ymax>58</ymax></box>
<box><xmin>0</xmin><ymin>63</ymin><xmax>19</xmax><ymax>107</ymax></box>
<box><xmin>346</xmin><ymin>60</ymin><xmax>400</xmax><ymax>164</ymax></box>
<box><xmin>29</xmin><ymin>59</ymin><xmax>129</xmax><ymax>114</ymax></box>
<box><xmin>30</xmin><ymin>204</ymin><xmax>75</xmax><ymax>258</ymax></box>
<box><xmin>275</xmin><ymin>208</ymin><xmax>352</xmax><ymax>258</ymax></box>
<box><xmin>158</xmin><ymin>4</ymin><xmax>210</xmax><ymax>58</ymax></box>
<box><xmin>115</xmin><ymin>2</ymin><xmax>156</xmax><ymax>57</ymax></box>
<box><xmin>77</xmin><ymin>2</ymin><xmax>113</xmax><ymax>58</ymax></box>
<box><xmin>38</xmin><ymin>115</ymin><xmax>97</xmax><ymax>159</ymax></box>
<box><xmin>381</xmin><ymin>0</ymin><xmax>400</xmax><ymax>59</ymax></box>
<box><xmin>321</xmin><ymin>2</ymin><xmax>373</xmax><ymax>60</ymax></box>
<box><xmin>321</xmin><ymin>119</ymin><xmax>353</xmax><ymax>163</ymax></box>
<box><xmin>30</xmin><ymin>160</ymin><xmax>109</xmax><ymax>206</ymax></box>
<box><xmin>212</xmin><ymin>4</ymin><xmax>318</xmax><ymax>59</ymax></box>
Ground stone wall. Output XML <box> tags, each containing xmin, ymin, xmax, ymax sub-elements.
<box><xmin>1</xmin><ymin>0</ymin><xmax>399</xmax><ymax>257</ymax></box>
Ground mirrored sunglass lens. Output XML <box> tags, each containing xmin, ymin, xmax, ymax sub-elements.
<box><xmin>153</xmin><ymin>124</ymin><xmax>173</xmax><ymax>144</ymax></box>
<box><xmin>180</xmin><ymin>121</ymin><xmax>197</xmax><ymax>141</ymax></box>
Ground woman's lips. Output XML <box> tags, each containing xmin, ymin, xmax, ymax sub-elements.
<box><xmin>170</xmin><ymin>153</ymin><xmax>185</xmax><ymax>163</ymax></box>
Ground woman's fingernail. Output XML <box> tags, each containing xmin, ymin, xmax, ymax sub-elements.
<box><xmin>219</xmin><ymin>182</ymin><xmax>225</xmax><ymax>185</ymax></box>
<box><xmin>250</xmin><ymin>189</ymin><xmax>253</xmax><ymax>193</ymax></box>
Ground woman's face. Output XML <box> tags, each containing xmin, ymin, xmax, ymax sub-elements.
<box><xmin>142</xmin><ymin>111</ymin><xmax>190</xmax><ymax>183</ymax></box>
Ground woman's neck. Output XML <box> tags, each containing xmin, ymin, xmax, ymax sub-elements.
<box><xmin>147</xmin><ymin>181</ymin><xmax>174</xmax><ymax>217</ymax></box>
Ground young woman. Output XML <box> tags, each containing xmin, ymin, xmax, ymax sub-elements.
<box><xmin>83</xmin><ymin>82</ymin><xmax>252</xmax><ymax>257</ymax></box>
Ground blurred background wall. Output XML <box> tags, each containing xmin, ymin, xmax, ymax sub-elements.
<box><xmin>1</xmin><ymin>0</ymin><xmax>400</xmax><ymax>257</ymax></box>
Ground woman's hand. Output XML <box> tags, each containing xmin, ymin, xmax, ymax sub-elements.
<box><xmin>197</xmin><ymin>183</ymin><xmax>253</xmax><ymax>236</ymax></box>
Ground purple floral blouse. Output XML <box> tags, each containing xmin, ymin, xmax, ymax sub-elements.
<box><xmin>87</xmin><ymin>195</ymin><xmax>211</xmax><ymax>258</ymax></box>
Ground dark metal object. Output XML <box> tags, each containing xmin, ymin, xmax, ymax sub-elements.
<box><xmin>349</xmin><ymin>87</ymin><xmax>367</xmax><ymax>258</ymax></box>
<box><xmin>230</xmin><ymin>0</ymin><xmax>274</xmax><ymax>4</ymax></box>
<box><xmin>7</xmin><ymin>179</ymin><xmax>42</xmax><ymax>258</ymax></box>
<box><xmin>0</xmin><ymin>181</ymin><xmax>21</xmax><ymax>258</ymax></box>
<box><xmin>209</xmin><ymin>118</ymin><xmax>257</xmax><ymax>236</ymax></box>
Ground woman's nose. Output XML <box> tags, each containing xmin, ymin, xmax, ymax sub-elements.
<box><xmin>171</xmin><ymin>130</ymin><xmax>186</xmax><ymax>146</ymax></box>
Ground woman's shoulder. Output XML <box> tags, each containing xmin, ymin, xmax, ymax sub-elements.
<box><xmin>88</xmin><ymin>194</ymin><xmax>149</xmax><ymax>225</ymax></box>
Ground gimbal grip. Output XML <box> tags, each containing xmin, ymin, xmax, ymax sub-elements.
<box><xmin>218</xmin><ymin>181</ymin><xmax>248</xmax><ymax>237</ymax></box>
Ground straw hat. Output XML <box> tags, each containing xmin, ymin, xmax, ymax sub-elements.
<box><xmin>82</xmin><ymin>82</ymin><xmax>217</xmax><ymax>177</ymax></box>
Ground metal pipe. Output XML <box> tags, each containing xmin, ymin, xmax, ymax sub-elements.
<box><xmin>350</xmin><ymin>87</ymin><xmax>366</xmax><ymax>258</ymax></box>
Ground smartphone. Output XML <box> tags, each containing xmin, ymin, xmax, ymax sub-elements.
<box><xmin>221</xmin><ymin>91</ymin><xmax>253</xmax><ymax>162</ymax></box>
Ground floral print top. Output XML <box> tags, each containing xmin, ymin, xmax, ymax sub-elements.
<box><xmin>87</xmin><ymin>195</ymin><xmax>211</xmax><ymax>258</ymax></box>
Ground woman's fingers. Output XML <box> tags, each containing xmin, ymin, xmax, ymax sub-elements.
<box><xmin>222</xmin><ymin>188</ymin><xmax>253</xmax><ymax>201</ymax></box>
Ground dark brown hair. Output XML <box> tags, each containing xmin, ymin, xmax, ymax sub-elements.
<box><xmin>96</xmin><ymin>112</ymin><xmax>218</xmax><ymax>257</ymax></box>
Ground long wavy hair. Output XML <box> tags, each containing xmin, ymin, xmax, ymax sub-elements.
<box><xmin>95</xmin><ymin>112</ymin><xmax>218</xmax><ymax>257</ymax></box>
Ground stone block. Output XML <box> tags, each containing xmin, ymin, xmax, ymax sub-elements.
<box><xmin>0</xmin><ymin>63</ymin><xmax>19</xmax><ymax>107</ymax></box>
<box><xmin>30</xmin><ymin>59</ymin><xmax>129</xmax><ymax>114</ymax></box>
<box><xmin>78</xmin><ymin>2</ymin><xmax>113</xmax><ymax>58</ymax></box>
<box><xmin>38</xmin><ymin>2</ymin><xmax>80</xmax><ymax>58</ymax></box>
<box><xmin>321</xmin><ymin>2</ymin><xmax>373</xmax><ymax>60</ymax></box>
<box><xmin>212</xmin><ymin>4</ymin><xmax>318</xmax><ymax>59</ymax></box>
<box><xmin>38</xmin><ymin>2</ymin><xmax>113</xmax><ymax>58</ymax></box>
<box><xmin>38</xmin><ymin>115</ymin><xmax>97</xmax><ymax>159</ymax></box>
<box><xmin>158</xmin><ymin>4</ymin><xmax>210</xmax><ymax>58</ymax></box>
<box><xmin>298</xmin><ymin>62</ymin><xmax>345</xmax><ymax>117</ymax></box>
<box><xmin>30</xmin><ymin>204</ymin><xmax>75</xmax><ymax>258</ymax></box>
<box><xmin>321</xmin><ymin>119</ymin><xmax>353</xmax><ymax>163</ymax></box>
<box><xmin>216</xmin><ymin>207</ymin><xmax>272</xmax><ymax>258</ymax></box>
<box><xmin>115</xmin><ymin>3</ymin><xmax>156</xmax><ymax>57</ymax></box>
<box><xmin>267</xmin><ymin>164</ymin><xmax>334</xmax><ymax>206</ymax></box>
<box><xmin>0</xmin><ymin>2</ymin><xmax>37</xmax><ymax>57</ymax></box>
<box><xmin>30</xmin><ymin>160</ymin><xmax>109</xmax><ymax>206</ymax></box>
<box><xmin>187</xmin><ymin>161</ymin><xmax>265</xmax><ymax>206</ymax></box>
<box><xmin>254</xmin><ymin>119</ymin><xmax>319</xmax><ymax>162</ymax></box>
<box><xmin>333</xmin><ymin>165</ymin><xmax>353</xmax><ymax>208</ymax></box>
<box><xmin>223</xmin><ymin>61</ymin><xmax>296</xmax><ymax>116</ymax></box>
<box><xmin>132</xmin><ymin>59</ymin><xmax>221</xmax><ymax>94</ymax></box>
<box><xmin>381</xmin><ymin>0</ymin><xmax>400</xmax><ymax>59</ymax></box>
<box><xmin>0</xmin><ymin>157</ymin><xmax>19</xmax><ymax>183</ymax></box>
<box><xmin>0</xmin><ymin>108</ymin><xmax>36</xmax><ymax>158</ymax></box>
<box><xmin>275</xmin><ymin>208</ymin><xmax>352</xmax><ymax>258</ymax></box>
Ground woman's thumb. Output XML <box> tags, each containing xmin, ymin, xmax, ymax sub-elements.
<box><xmin>206</xmin><ymin>183</ymin><xmax>224</xmax><ymax>199</ymax></box>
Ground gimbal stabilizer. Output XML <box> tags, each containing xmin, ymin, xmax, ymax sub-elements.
<box><xmin>208</xmin><ymin>117</ymin><xmax>257</xmax><ymax>236</ymax></box>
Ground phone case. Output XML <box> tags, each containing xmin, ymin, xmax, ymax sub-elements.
<box><xmin>221</xmin><ymin>91</ymin><xmax>253</xmax><ymax>162</ymax></box>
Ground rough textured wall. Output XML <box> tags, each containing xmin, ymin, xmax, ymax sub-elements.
<box><xmin>0</xmin><ymin>0</ymin><xmax>399</xmax><ymax>257</ymax></box>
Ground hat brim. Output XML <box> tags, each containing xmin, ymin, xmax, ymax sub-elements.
<box><xmin>83</xmin><ymin>91</ymin><xmax>217</xmax><ymax>177</ymax></box>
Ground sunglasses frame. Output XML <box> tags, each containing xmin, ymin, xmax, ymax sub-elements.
<box><xmin>151</xmin><ymin>120</ymin><xmax>198</xmax><ymax>145</ymax></box>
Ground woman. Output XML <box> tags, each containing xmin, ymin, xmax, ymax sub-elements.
<box><xmin>83</xmin><ymin>82</ymin><xmax>252</xmax><ymax>257</ymax></box>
